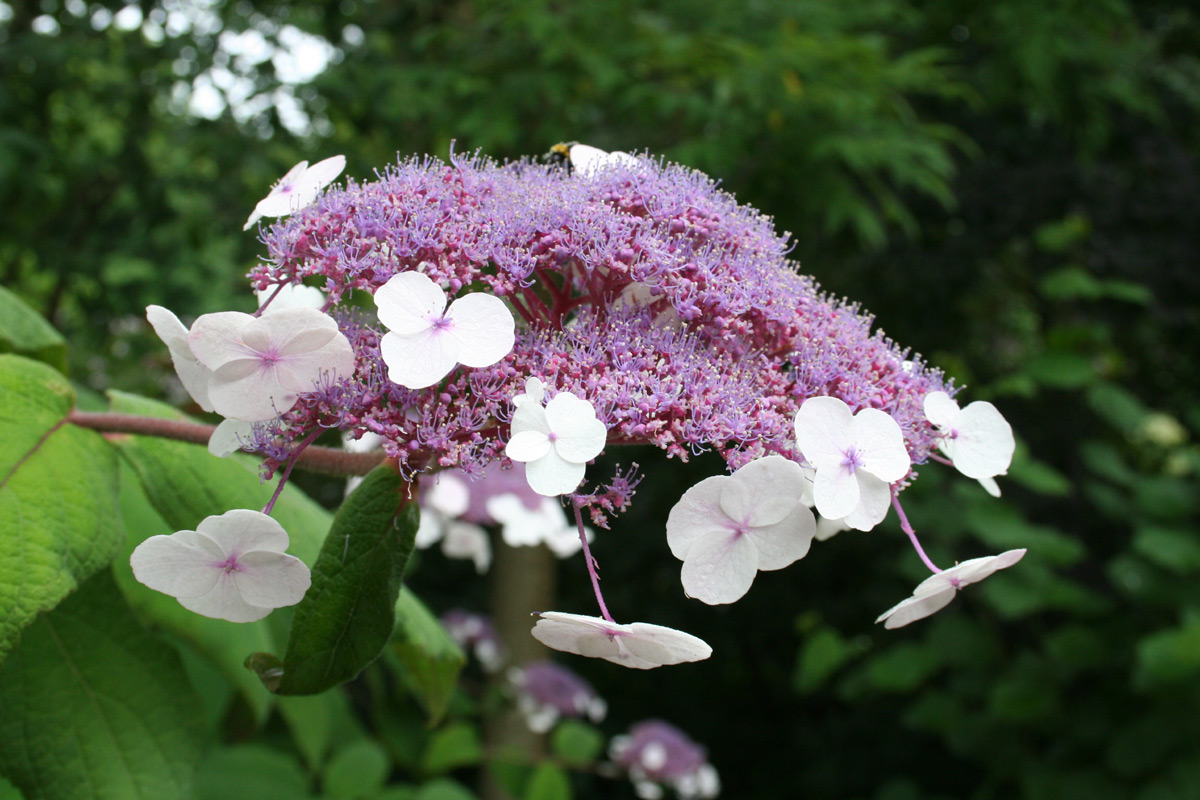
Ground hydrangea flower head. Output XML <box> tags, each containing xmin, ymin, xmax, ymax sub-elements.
<box><xmin>610</xmin><ymin>720</ymin><xmax>720</xmax><ymax>800</ymax></box>
<box><xmin>875</xmin><ymin>548</ymin><xmax>1027</xmax><ymax>629</ymax></box>
<box><xmin>666</xmin><ymin>455</ymin><xmax>815</xmax><ymax>604</ymax></box>
<box><xmin>129</xmin><ymin>509</ymin><xmax>311</xmax><ymax>623</ymax></box>
<box><xmin>509</xmin><ymin>659</ymin><xmax>607</xmax><ymax>733</ymax></box>
<box><xmin>793</xmin><ymin>396</ymin><xmax>912</xmax><ymax>530</ymax></box>
<box><xmin>531</xmin><ymin>612</ymin><xmax>712</xmax><ymax>670</ymax></box>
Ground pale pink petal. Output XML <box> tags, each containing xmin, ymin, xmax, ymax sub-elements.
<box><xmin>441</xmin><ymin>522</ymin><xmax>492</xmax><ymax>573</ymax></box>
<box><xmin>665</xmin><ymin>476</ymin><xmax>730</xmax><ymax>559</ymax></box>
<box><xmin>815</xmin><ymin>515</ymin><xmax>850</xmax><ymax>541</ymax></box>
<box><xmin>842</xmin><ymin>472</ymin><xmax>893</xmax><ymax>532</ymax></box>
<box><xmin>146</xmin><ymin>305</ymin><xmax>214</xmax><ymax>411</ymax></box>
<box><xmin>188</xmin><ymin>311</ymin><xmax>257</xmax><ymax>369</ymax></box>
<box><xmin>506</xmin><ymin>430</ymin><xmax>552</xmax><ymax>462</ymax></box>
<box><xmin>486</xmin><ymin>494</ymin><xmax>544</xmax><ymax>546</ymax></box>
<box><xmin>679</xmin><ymin>530</ymin><xmax>759</xmax><ymax>605</ymax></box>
<box><xmin>178</xmin><ymin>576</ymin><xmax>274</xmax><ymax>623</ymax></box>
<box><xmin>793</xmin><ymin>396</ymin><xmax>854</xmax><ymax>467</ymax></box>
<box><xmin>532</xmin><ymin>613</ymin><xmax>621</xmax><ymax>660</ymax></box>
<box><xmin>445</xmin><ymin>293</ymin><xmax>516</xmax><ymax>368</ymax></box>
<box><xmin>428</xmin><ymin>473</ymin><xmax>471</xmax><ymax>517</ymax></box>
<box><xmin>875</xmin><ymin>587</ymin><xmax>957</xmax><ymax>629</ymax></box>
<box><xmin>852</xmin><ymin>408</ymin><xmax>911</xmax><ymax>483</ymax></box>
<box><xmin>231</xmin><ymin>551</ymin><xmax>311</xmax><ymax>607</ymax></box>
<box><xmin>623</xmin><ymin>623</ymin><xmax>713</xmax><ymax>666</ymax></box>
<box><xmin>524</xmin><ymin>449</ymin><xmax>586</xmax><ymax>496</ymax></box>
<box><xmin>513</xmin><ymin>377</ymin><xmax>547</xmax><ymax>408</ymax></box>
<box><xmin>746</xmin><ymin>505</ymin><xmax>815</xmax><ymax>571</ymax></box>
<box><xmin>256</xmin><ymin>284</ymin><xmax>326</xmax><ymax>312</ymax></box>
<box><xmin>208</xmin><ymin>359</ymin><xmax>293</xmax><ymax>421</ymax></box>
<box><xmin>812</xmin><ymin>462</ymin><xmax>859</xmax><ymax>521</ymax></box>
<box><xmin>977</xmin><ymin>476</ymin><xmax>1002</xmax><ymax>497</ymax></box>
<box><xmin>510</xmin><ymin>402</ymin><xmax>551</xmax><ymax>438</ymax></box>
<box><xmin>544</xmin><ymin>393</ymin><xmax>607</xmax><ymax>462</ymax></box>
<box><xmin>273</xmin><ymin>334</ymin><xmax>356</xmax><ymax>392</ymax></box>
<box><xmin>380</xmin><ymin>327</ymin><xmax>459</xmax><ymax>389</ymax></box>
<box><xmin>727</xmin><ymin>456</ymin><xmax>807</xmax><ymax>527</ymax></box>
<box><xmin>129</xmin><ymin>531</ymin><xmax>224</xmax><ymax>598</ymax></box>
<box><xmin>922</xmin><ymin>391</ymin><xmax>960</xmax><ymax>429</ymax></box>
<box><xmin>937</xmin><ymin>548</ymin><xmax>1026</xmax><ymax>588</ymax></box>
<box><xmin>294</xmin><ymin>155</ymin><xmax>346</xmax><ymax>198</ymax></box>
<box><xmin>373</xmin><ymin>271</ymin><xmax>446</xmax><ymax>334</ymax></box>
<box><xmin>208</xmin><ymin>418</ymin><xmax>255</xmax><ymax>457</ymax></box>
<box><xmin>196</xmin><ymin>509</ymin><xmax>291</xmax><ymax>554</ymax></box>
<box><xmin>946</xmin><ymin>401</ymin><xmax>1015</xmax><ymax>479</ymax></box>
<box><xmin>245</xmin><ymin>160</ymin><xmax>309</xmax><ymax>226</ymax></box>
<box><xmin>265</xmin><ymin>308</ymin><xmax>340</xmax><ymax>356</ymax></box>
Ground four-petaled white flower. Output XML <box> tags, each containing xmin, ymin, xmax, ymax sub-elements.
<box><xmin>666</xmin><ymin>456</ymin><xmax>816</xmax><ymax>605</ymax></box>
<box><xmin>923</xmin><ymin>391</ymin><xmax>1015</xmax><ymax>486</ymax></box>
<box><xmin>567</xmin><ymin>144</ymin><xmax>640</xmax><ymax>178</ymax></box>
<box><xmin>793</xmin><ymin>397</ymin><xmax>911</xmax><ymax>531</ymax></box>
<box><xmin>506</xmin><ymin>384</ymin><xmax>607</xmax><ymax>496</ymax></box>
<box><xmin>129</xmin><ymin>509</ymin><xmax>311</xmax><ymax>623</ymax></box>
<box><xmin>875</xmin><ymin>548</ymin><xmax>1027</xmax><ymax>629</ymax></box>
<box><xmin>374</xmin><ymin>269</ymin><xmax>516</xmax><ymax>390</ymax></box>
<box><xmin>188</xmin><ymin>307</ymin><xmax>356</xmax><ymax>422</ymax></box>
<box><xmin>531</xmin><ymin>612</ymin><xmax>712</xmax><ymax>670</ymax></box>
<box><xmin>243</xmin><ymin>155</ymin><xmax>346</xmax><ymax>230</ymax></box>
<box><xmin>415</xmin><ymin>472</ymin><xmax>492</xmax><ymax>573</ymax></box>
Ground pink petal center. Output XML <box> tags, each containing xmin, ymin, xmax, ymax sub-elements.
<box><xmin>841</xmin><ymin>446</ymin><xmax>864</xmax><ymax>474</ymax></box>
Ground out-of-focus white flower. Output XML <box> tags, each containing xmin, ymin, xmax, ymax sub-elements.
<box><xmin>610</xmin><ymin>720</ymin><xmax>720</xmax><ymax>800</ymax></box>
<box><xmin>414</xmin><ymin>472</ymin><xmax>492</xmax><ymax>573</ymax></box>
<box><xmin>441</xmin><ymin>609</ymin><xmax>506</xmax><ymax>672</ymax></box>
<box><xmin>666</xmin><ymin>456</ymin><xmax>815</xmax><ymax>605</ymax></box>
<box><xmin>509</xmin><ymin>659</ymin><xmax>607</xmax><ymax>733</ymax></box>
<box><xmin>255</xmin><ymin>283</ymin><xmax>326</xmax><ymax>312</ymax></box>
<box><xmin>506</xmin><ymin>385</ymin><xmax>607</xmax><ymax>497</ymax></box>
<box><xmin>129</xmin><ymin>509</ymin><xmax>310</xmax><ymax>623</ymax></box>
<box><xmin>243</xmin><ymin>155</ymin><xmax>345</xmax><ymax>230</ymax></box>
<box><xmin>875</xmin><ymin>549</ymin><xmax>1027</xmax><ymax>629</ymax></box>
<box><xmin>793</xmin><ymin>396</ymin><xmax>911</xmax><ymax>531</ymax></box>
<box><xmin>531</xmin><ymin>612</ymin><xmax>711</xmax><ymax>670</ymax></box>
<box><xmin>188</xmin><ymin>307</ymin><xmax>355</xmax><ymax>422</ymax></box>
<box><xmin>567</xmin><ymin>144</ymin><xmax>639</xmax><ymax>178</ymax></box>
<box><xmin>486</xmin><ymin>493</ymin><xmax>592</xmax><ymax>558</ymax></box>
<box><xmin>374</xmin><ymin>268</ymin><xmax>515</xmax><ymax>390</ymax></box>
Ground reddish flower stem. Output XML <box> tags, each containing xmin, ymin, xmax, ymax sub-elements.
<box><xmin>572</xmin><ymin>497</ymin><xmax>616</xmax><ymax>623</ymax></box>
<box><xmin>891</xmin><ymin>489</ymin><xmax>943</xmax><ymax>574</ymax></box>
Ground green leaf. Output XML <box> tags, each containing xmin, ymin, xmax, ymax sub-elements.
<box><xmin>1135</xmin><ymin>614</ymin><xmax>1200</xmax><ymax>688</ymax></box>
<box><xmin>276</xmin><ymin>690</ymin><xmax>367</xmax><ymax>770</ymax></box>
<box><xmin>0</xmin><ymin>572</ymin><xmax>204</xmax><ymax>800</ymax></box>
<box><xmin>1133</xmin><ymin>526</ymin><xmax>1200</xmax><ymax>574</ymax></box>
<box><xmin>106</xmin><ymin>391</ymin><xmax>329</xmax><ymax>564</ymax></box>
<box><xmin>550</xmin><ymin>720</ymin><xmax>605</xmax><ymax>767</ymax></box>
<box><xmin>0</xmin><ymin>777</ymin><xmax>23</xmax><ymax>800</ymax></box>
<box><xmin>323</xmin><ymin>740</ymin><xmax>391</xmax><ymax>799</ymax></box>
<box><xmin>392</xmin><ymin>587</ymin><xmax>467</xmax><ymax>724</ymax></box>
<box><xmin>524</xmin><ymin>764</ymin><xmax>572</xmax><ymax>800</ymax></box>
<box><xmin>194</xmin><ymin>746</ymin><xmax>312</xmax><ymax>800</ymax></box>
<box><xmin>414</xmin><ymin>779</ymin><xmax>478</xmax><ymax>800</ymax></box>
<box><xmin>421</xmin><ymin>722</ymin><xmax>483</xmax><ymax>775</ymax></box>
<box><xmin>271</xmin><ymin>465</ymin><xmax>418</xmax><ymax>695</ymax></box>
<box><xmin>0</xmin><ymin>286</ymin><xmax>67</xmax><ymax>373</ymax></box>
<box><xmin>792</xmin><ymin>626</ymin><xmax>870</xmax><ymax>694</ymax></box>
<box><xmin>0</xmin><ymin>355</ymin><xmax>122</xmax><ymax>662</ymax></box>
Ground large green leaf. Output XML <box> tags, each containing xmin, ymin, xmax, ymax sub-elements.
<box><xmin>0</xmin><ymin>287</ymin><xmax>67</xmax><ymax>373</ymax></box>
<box><xmin>0</xmin><ymin>571</ymin><xmax>204</xmax><ymax>800</ymax></box>
<box><xmin>392</xmin><ymin>587</ymin><xmax>466</xmax><ymax>724</ymax></box>
<box><xmin>261</xmin><ymin>465</ymin><xmax>417</xmax><ymax>695</ymax></box>
<box><xmin>0</xmin><ymin>355</ymin><xmax>121</xmax><ymax>661</ymax></box>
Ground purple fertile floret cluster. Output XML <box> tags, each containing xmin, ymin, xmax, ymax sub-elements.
<box><xmin>248</xmin><ymin>150</ymin><xmax>950</xmax><ymax>496</ymax></box>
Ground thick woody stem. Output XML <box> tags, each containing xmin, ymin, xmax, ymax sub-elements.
<box><xmin>66</xmin><ymin>411</ymin><xmax>386</xmax><ymax>477</ymax></box>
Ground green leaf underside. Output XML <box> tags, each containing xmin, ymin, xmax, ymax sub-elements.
<box><xmin>0</xmin><ymin>286</ymin><xmax>68</xmax><ymax>373</ymax></box>
<box><xmin>274</xmin><ymin>465</ymin><xmax>418</xmax><ymax>695</ymax></box>
<box><xmin>392</xmin><ymin>587</ymin><xmax>466</xmax><ymax>724</ymax></box>
<box><xmin>0</xmin><ymin>571</ymin><xmax>204</xmax><ymax>800</ymax></box>
<box><xmin>0</xmin><ymin>355</ymin><xmax>121</xmax><ymax>662</ymax></box>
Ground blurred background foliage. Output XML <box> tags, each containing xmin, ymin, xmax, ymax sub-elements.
<box><xmin>4</xmin><ymin>0</ymin><xmax>1200</xmax><ymax>797</ymax></box>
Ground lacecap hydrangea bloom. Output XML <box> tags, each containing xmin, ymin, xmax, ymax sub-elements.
<box><xmin>140</xmin><ymin>145</ymin><xmax>1023</xmax><ymax>643</ymax></box>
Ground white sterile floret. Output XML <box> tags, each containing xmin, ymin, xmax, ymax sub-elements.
<box><xmin>243</xmin><ymin>155</ymin><xmax>346</xmax><ymax>230</ymax></box>
<box><xmin>188</xmin><ymin>307</ymin><xmax>356</xmax><ymax>422</ymax></box>
<box><xmin>146</xmin><ymin>305</ymin><xmax>215</xmax><ymax>412</ymax></box>
<box><xmin>793</xmin><ymin>396</ymin><xmax>911</xmax><ymax>531</ymax></box>
<box><xmin>875</xmin><ymin>548</ymin><xmax>1027</xmax><ymax>629</ymax></box>
<box><xmin>531</xmin><ymin>612</ymin><xmax>712</xmax><ymax>670</ymax></box>
<box><xmin>568</xmin><ymin>144</ymin><xmax>640</xmax><ymax>178</ymax></box>
<box><xmin>207</xmin><ymin>418</ymin><xmax>256</xmax><ymax>458</ymax></box>
<box><xmin>486</xmin><ymin>493</ymin><xmax>593</xmax><ymax>557</ymax></box>
<box><xmin>923</xmin><ymin>391</ymin><xmax>1015</xmax><ymax>482</ymax></box>
<box><xmin>797</xmin><ymin>463</ymin><xmax>853</xmax><ymax>541</ymax></box>
<box><xmin>255</xmin><ymin>283</ymin><xmax>326</xmax><ymax>312</ymax></box>
<box><xmin>374</xmin><ymin>269</ymin><xmax>516</xmax><ymax>390</ymax></box>
<box><xmin>506</xmin><ymin>385</ymin><xmax>607</xmax><ymax>497</ymax></box>
<box><xmin>129</xmin><ymin>509</ymin><xmax>311</xmax><ymax>623</ymax></box>
<box><xmin>666</xmin><ymin>456</ymin><xmax>816</xmax><ymax>605</ymax></box>
<box><xmin>414</xmin><ymin>473</ymin><xmax>492</xmax><ymax>572</ymax></box>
